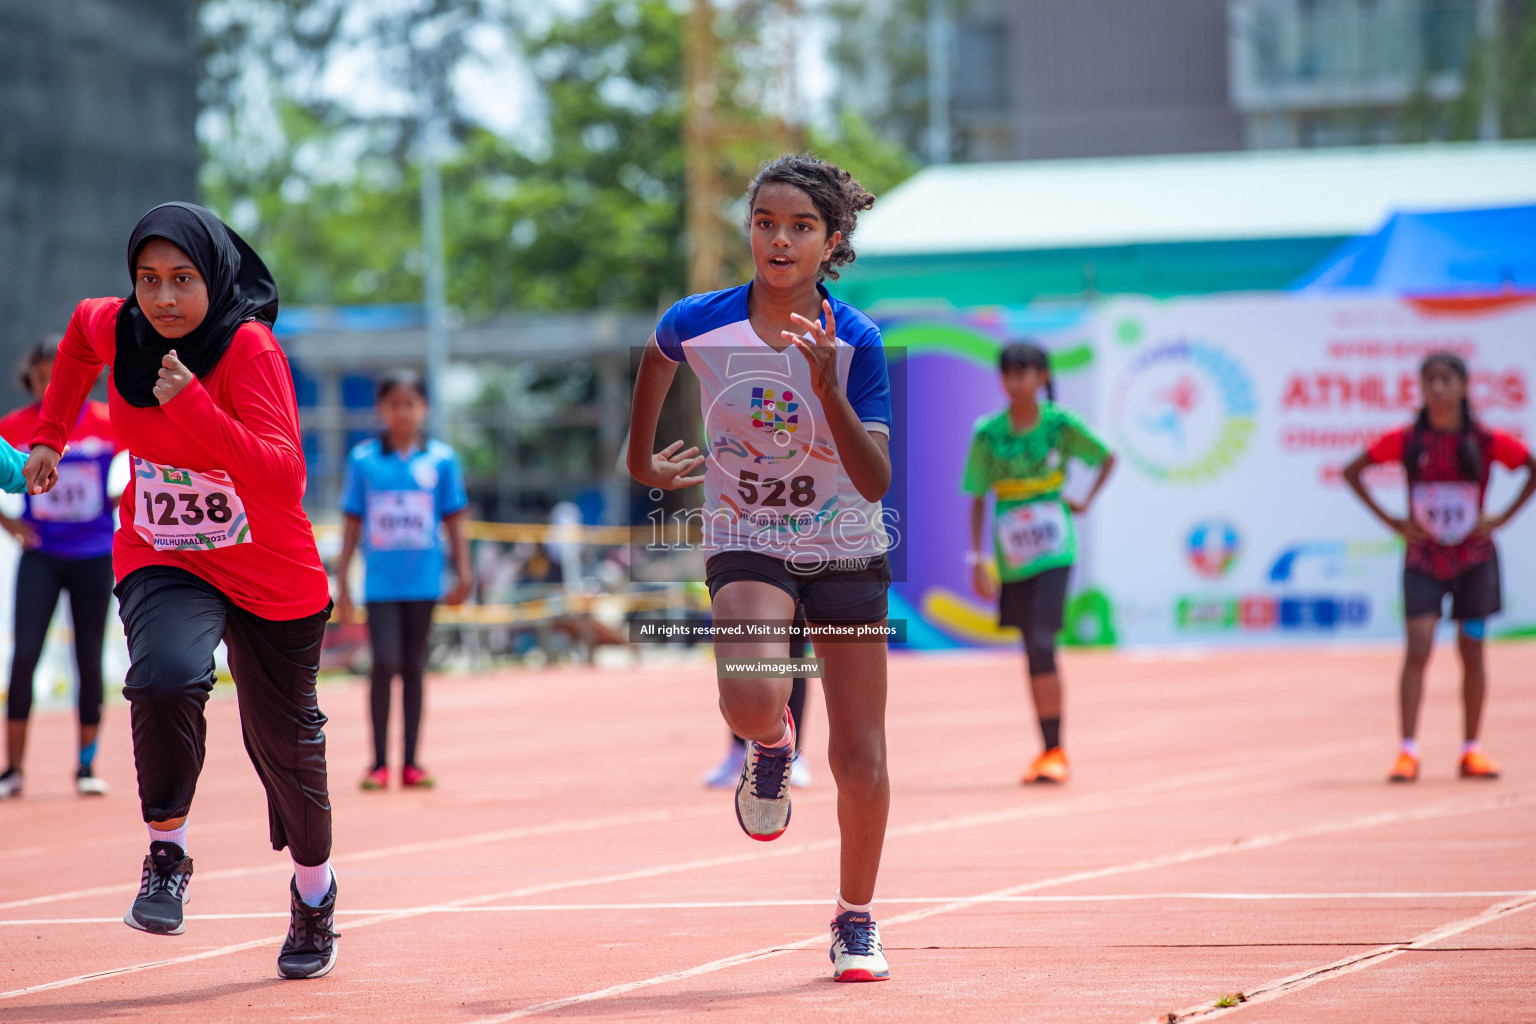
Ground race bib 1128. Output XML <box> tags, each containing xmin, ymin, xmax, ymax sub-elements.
<box><xmin>132</xmin><ymin>457</ymin><xmax>251</xmax><ymax>551</ymax></box>
<box><xmin>996</xmin><ymin>500</ymin><xmax>1070</xmax><ymax>570</ymax></box>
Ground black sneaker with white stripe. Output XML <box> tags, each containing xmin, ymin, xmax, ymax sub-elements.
<box><xmin>124</xmin><ymin>841</ymin><xmax>193</xmax><ymax>935</ymax></box>
<box><xmin>277</xmin><ymin>874</ymin><xmax>339</xmax><ymax>980</ymax></box>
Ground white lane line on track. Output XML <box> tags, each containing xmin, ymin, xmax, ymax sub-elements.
<box><xmin>456</xmin><ymin>789</ymin><xmax>1531</xmax><ymax>1022</ymax></box>
<box><xmin>0</xmin><ymin>744</ymin><xmax>1478</xmax><ymax>1004</ymax></box>
<box><xmin>1140</xmin><ymin>893</ymin><xmax>1536</xmax><ymax>1023</ymax></box>
<box><xmin>0</xmin><ymin>736</ymin><xmax>1367</xmax><ymax>915</ymax></box>
<box><xmin>0</xmin><ymin>805</ymin><xmax>720</xmax><ymax>912</ymax></box>
<box><xmin>6</xmin><ymin>891</ymin><xmax>1535</xmax><ymax>926</ymax></box>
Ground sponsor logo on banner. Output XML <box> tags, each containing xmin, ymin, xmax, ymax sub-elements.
<box><xmin>1185</xmin><ymin>519</ymin><xmax>1240</xmax><ymax>579</ymax></box>
<box><xmin>1268</xmin><ymin>540</ymin><xmax>1400</xmax><ymax>583</ymax></box>
<box><xmin>1112</xmin><ymin>340</ymin><xmax>1257</xmax><ymax>483</ymax></box>
<box><xmin>1176</xmin><ymin>594</ymin><xmax>1369</xmax><ymax>632</ymax></box>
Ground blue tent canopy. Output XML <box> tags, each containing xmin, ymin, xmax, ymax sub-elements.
<box><xmin>1292</xmin><ymin>205</ymin><xmax>1536</xmax><ymax>294</ymax></box>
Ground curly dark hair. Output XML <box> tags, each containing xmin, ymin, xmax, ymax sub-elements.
<box><xmin>746</xmin><ymin>155</ymin><xmax>876</xmax><ymax>281</ymax></box>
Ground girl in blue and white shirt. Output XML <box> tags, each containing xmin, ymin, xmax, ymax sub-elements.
<box><xmin>627</xmin><ymin>155</ymin><xmax>894</xmax><ymax>983</ymax></box>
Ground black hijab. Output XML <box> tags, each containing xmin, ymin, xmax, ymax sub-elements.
<box><xmin>115</xmin><ymin>202</ymin><xmax>279</xmax><ymax>408</ymax></box>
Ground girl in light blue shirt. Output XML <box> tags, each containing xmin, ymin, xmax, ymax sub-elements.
<box><xmin>335</xmin><ymin>371</ymin><xmax>470</xmax><ymax>791</ymax></box>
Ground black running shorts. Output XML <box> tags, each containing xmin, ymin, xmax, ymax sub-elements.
<box><xmin>1404</xmin><ymin>553</ymin><xmax>1501</xmax><ymax>621</ymax></box>
<box><xmin>705</xmin><ymin>551</ymin><xmax>891</xmax><ymax>625</ymax></box>
<box><xmin>998</xmin><ymin>565</ymin><xmax>1071</xmax><ymax>633</ymax></box>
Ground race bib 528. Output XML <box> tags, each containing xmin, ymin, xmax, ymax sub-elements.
<box><xmin>132</xmin><ymin>457</ymin><xmax>251</xmax><ymax>551</ymax></box>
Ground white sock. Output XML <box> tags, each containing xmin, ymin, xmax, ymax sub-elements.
<box><xmin>293</xmin><ymin>859</ymin><xmax>334</xmax><ymax>906</ymax></box>
<box><xmin>1461</xmin><ymin>740</ymin><xmax>1480</xmax><ymax>755</ymax></box>
<box><xmin>1400</xmin><ymin>738</ymin><xmax>1420</xmax><ymax>757</ymax></box>
<box><xmin>148</xmin><ymin>821</ymin><xmax>188</xmax><ymax>853</ymax></box>
<box><xmin>836</xmin><ymin>890</ymin><xmax>872</xmax><ymax>915</ymax></box>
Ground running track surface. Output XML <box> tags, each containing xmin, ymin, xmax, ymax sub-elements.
<box><xmin>2</xmin><ymin>644</ymin><xmax>1534</xmax><ymax>1023</ymax></box>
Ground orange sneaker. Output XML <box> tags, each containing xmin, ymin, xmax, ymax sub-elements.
<box><xmin>1022</xmin><ymin>747</ymin><xmax>1070</xmax><ymax>785</ymax></box>
<box><xmin>1388</xmin><ymin>751</ymin><xmax>1419</xmax><ymax>783</ymax></box>
<box><xmin>1459</xmin><ymin>749</ymin><xmax>1500</xmax><ymax>780</ymax></box>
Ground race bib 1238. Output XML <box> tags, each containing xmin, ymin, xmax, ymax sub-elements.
<box><xmin>132</xmin><ymin>457</ymin><xmax>251</xmax><ymax>551</ymax></box>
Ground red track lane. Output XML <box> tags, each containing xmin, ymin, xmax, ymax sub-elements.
<box><xmin>1</xmin><ymin>643</ymin><xmax>1534</xmax><ymax>1022</ymax></box>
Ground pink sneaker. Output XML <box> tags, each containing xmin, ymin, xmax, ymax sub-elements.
<box><xmin>360</xmin><ymin>766</ymin><xmax>389</xmax><ymax>791</ymax></box>
<box><xmin>401</xmin><ymin>765</ymin><xmax>436</xmax><ymax>788</ymax></box>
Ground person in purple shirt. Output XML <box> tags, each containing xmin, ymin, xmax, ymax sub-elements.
<box><xmin>0</xmin><ymin>338</ymin><xmax>121</xmax><ymax>798</ymax></box>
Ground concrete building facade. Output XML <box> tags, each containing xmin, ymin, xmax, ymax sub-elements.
<box><xmin>946</xmin><ymin>0</ymin><xmax>1506</xmax><ymax>162</ymax></box>
<box><xmin>0</xmin><ymin>0</ymin><xmax>199</xmax><ymax>402</ymax></box>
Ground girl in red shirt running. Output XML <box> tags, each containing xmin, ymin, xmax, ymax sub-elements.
<box><xmin>24</xmin><ymin>203</ymin><xmax>339</xmax><ymax>979</ymax></box>
<box><xmin>1343</xmin><ymin>352</ymin><xmax>1536</xmax><ymax>783</ymax></box>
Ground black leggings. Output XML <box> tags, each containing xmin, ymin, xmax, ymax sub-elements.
<box><xmin>366</xmin><ymin>600</ymin><xmax>436</xmax><ymax>769</ymax></box>
<box><xmin>117</xmin><ymin>566</ymin><xmax>332</xmax><ymax>865</ymax></box>
<box><xmin>7</xmin><ymin>551</ymin><xmax>113</xmax><ymax>725</ymax></box>
<box><xmin>999</xmin><ymin>567</ymin><xmax>1070</xmax><ymax>677</ymax></box>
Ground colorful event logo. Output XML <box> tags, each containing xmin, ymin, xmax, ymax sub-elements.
<box><xmin>750</xmin><ymin>386</ymin><xmax>799</xmax><ymax>437</ymax></box>
<box><xmin>1112</xmin><ymin>340</ymin><xmax>1257</xmax><ymax>483</ymax></box>
<box><xmin>1186</xmin><ymin>519</ymin><xmax>1240</xmax><ymax>579</ymax></box>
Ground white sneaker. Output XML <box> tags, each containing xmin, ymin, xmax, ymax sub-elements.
<box><xmin>0</xmin><ymin>768</ymin><xmax>21</xmax><ymax>798</ymax></box>
<box><xmin>703</xmin><ymin>740</ymin><xmax>746</xmax><ymax>788</ymax></box>
<box><xmin>790</xmin><ymin>756</ymin><xmax>812</xmax><ymax>788</ymax></box>
<box><xmin>76</xmin><ymin>767</ymin><xmax>109</xmax><ymax>796</ymax></box>
<box><xmin>830</xmin><ymin>909</ymin><xmax>890</xmax><ymax>982</ymax></box>
<box><xmin>734</xmin><ymin>711</ymin><xmax>795</xmax><ymax>841</ymax></box>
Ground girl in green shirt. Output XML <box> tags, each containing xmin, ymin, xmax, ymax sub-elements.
<box><xmin>963</xmin><ymin>342</ymin><xmax>1115</xmax><ymax>784</ymax></box>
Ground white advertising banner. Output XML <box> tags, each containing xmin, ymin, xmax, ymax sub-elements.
<box><xmin>1091</xmin><ymin>294</ymin><xmax>1536</xmax><ymax>646</ymax></box>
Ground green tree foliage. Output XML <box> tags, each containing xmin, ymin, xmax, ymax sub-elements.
<box><xmin>825</xmin><ymin>0</ymin><xmax>937</xmax><ymax>161</ymax></box>
<box><xmin>199</xmin><ymin>0</ymin><xmax>918</xmax><ymax>317</ymax></box>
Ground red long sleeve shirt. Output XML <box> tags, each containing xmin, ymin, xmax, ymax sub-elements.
<box><xmin>33</xmin><ymin>297</ymin><xmax>328</xmax><ymax>620</ymax></box>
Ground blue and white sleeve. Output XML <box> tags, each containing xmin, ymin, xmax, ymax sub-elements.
<box><xmin>654</xmin><ymin>301</ymin><xmax>687</xmax><ymax>363</ymax></box>
<box><xmin>845</xmin><ymin>337</ymin><xmax>892</xmax><ymax>435</ymax></box>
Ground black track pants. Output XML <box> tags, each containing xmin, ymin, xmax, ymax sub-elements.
<box><xmin>117</xmin><ymin>565</ymin><xmax>333</xmax><ymax>864</ymax></box>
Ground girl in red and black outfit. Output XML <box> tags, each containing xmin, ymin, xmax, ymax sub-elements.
<box><xmin>1344</xmin><ymin>352</ymin><xmax>1536</xmax><ymax>784</ymax></box>
<box><xmin>24</xmin><ymin>203</ymin><xmax>339</xmax><ymax>979</ymax></box>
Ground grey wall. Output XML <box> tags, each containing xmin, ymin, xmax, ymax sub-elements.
<box><xmin>1004</xmin><ymin>0</ymin><xmax>1245</xmax><ymax>160</ymax></box>
<box><xmin>0</xmin><ymin>0</ymin><xmax>198</xmax><ymax>403</ymax></box>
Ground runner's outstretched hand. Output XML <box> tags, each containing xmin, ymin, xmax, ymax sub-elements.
<box><xmin>23</xmin><ymin>445</ymin><xmax>60</xmax><ymax>496</ymax></box>
<box><xmin>786</xmin><ymin>300</ymin><xmax>841</xmax><ymax>401</ymax></box>
<box><xmin>641</xmin><ymin>440</ymin><xmax>706</xmax><ymax>491</ymax></box>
